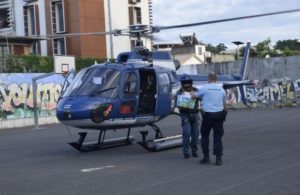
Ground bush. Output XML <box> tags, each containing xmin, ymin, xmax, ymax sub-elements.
<box><xmin>4</xmin><ymin>55</ymin><xmax>111</xmax><ymax>73</ymax></box>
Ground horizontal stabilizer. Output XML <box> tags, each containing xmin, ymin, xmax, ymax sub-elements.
<box><xmin>222</xmin><ymin>80</ymin><xmax>255</xmax><ymax>89</ymax></box>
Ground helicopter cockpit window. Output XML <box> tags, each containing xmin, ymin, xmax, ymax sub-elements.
<box><xmin>158</xmin><ymin>73</ymin><xmax>171</xmax><ymax>95</ymax></box>
<box><xmin>62</xmin><ymin>68</ymin><xmax>120</xmax><ymax>98</ymax></box>
<box><xmin>124</xmin><ymin>72</ymin><xmax>137</xmax><ymax>96</ymax></box>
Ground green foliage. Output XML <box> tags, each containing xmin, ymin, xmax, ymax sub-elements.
<box><xmin>75</xmin><ymin>57</ymin><xmax>108</xmax><ymax>70</ymax></box>
<box><xmin>274</xmin><ymin>39</ymin><xmax>300</xmax><ymax>51</ymax></box>
<box><xmin>206</xmin><ymin>43</ymin><xmax>228</xmax><ymax>54</ymax></box>
<box><xmin>240</xmin><ymin>47</ymin><xmax>258</xmax><ymax>58</ymax></box>
<box><xmin>254</xmin><ymin>38</ymin><xmax>273</xmax><ymax>58</ymax></box>
<box><xmin>280</xmin><ymin>47</ymin><xmax>300</xmax><ymax>56</ymax></box>
<box><xmin>216</xmin><ymin>43</ymin><xmax>227</xmax><ymax>53</ymax></box>
<box><xmin>4</xmin><ymin>55</ymin><xmax>109</xmax><ymax>73</ymax></box>
<box><xmin>206</xmin><ymin>44</ymin><xmax>218</xmax><ymax>54</ymax></box>
<box><xmin>253</xmin><ymin>38</ymin><xmax>300</xmax><ymax>58</ymax></box>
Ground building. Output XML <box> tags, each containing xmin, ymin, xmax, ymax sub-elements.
<box><xmin>153</xmin><ymin>33</ymin><xmax>235</xmax><ymax>65</ymax></box>
<box><xmin>153</xmin><ymin>33</ymin><xmax>212</xmax><ymax>65</ymax></box>
<box><xmin>0</xmin><ymin>0</ymin><xmax>152</xmax><ymax>61</ymax></box>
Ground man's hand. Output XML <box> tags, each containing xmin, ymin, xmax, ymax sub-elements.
<box><xmin>190</xmin><ymin>91</ymin><xmax>196</xmax><ymax>99</ymax></box>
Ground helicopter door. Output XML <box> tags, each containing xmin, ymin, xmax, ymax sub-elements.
<box><xmin>138</xmin><ymin>70</ymin><xmax>156</xmax><ymax>115</ymax></box>
<box><xmin>60</xmin><ymin>70</ymin><xmax>76</xmax><ymax>98</ymax></box>
<box><xmin>155</xmin><ymin>72</ymin><xmax>172</xmax><ymax>115</ymax></box>
<box><xmin>120</xmin><ymin>71</ymin><xmax>139</xmax><ymax>117</ymax></box>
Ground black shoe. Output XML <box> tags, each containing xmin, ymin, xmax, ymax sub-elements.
<box><xmin>216</xmin><ymin>156</ymin><xmax>222</xmax><ymax>166</ymax></box>
<box><xmin>184</xmin><ymin>154</ymin><xmax>190</xmax><ymax>159</ymax></box>
<box><xmin>192</xmin><ymin>153</ymin><xmax>199</xmax><ymax>158</ymax></box>
<box><xmin>200</xmin><ymin>155</ymin><xmax>210</xmax><ymax>164</ymax></box>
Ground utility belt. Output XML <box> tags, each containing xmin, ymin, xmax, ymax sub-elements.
<box><xmin>201</xmin><ymin>110</ymin><xmax>227</xmax><ymax>122</ymax></box>
<box><xmin>201</xmin><ymin>110</ymin><xmax>224</xmax><ymax>114</ymax></box>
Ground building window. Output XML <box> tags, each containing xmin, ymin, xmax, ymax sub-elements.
<box><xmin>24</xmin><ymin>4</ymin><xmax>40</xmax><ymax>54</ymax></box>
<box><xmin>31</xmin><ymin>43</ymin><xmax>38</xmax><ymax>54</ymax></box>
<box><xmin>0</xmin><ymin>0</ymin><xmax>13</xmax><ymax>31</ymax></box>
<box><xmin>198</xmin><ymin>46</ymin><xmax>202</xmax><ymax>55</ymax></box>
<box><xmin>135</xmin><ymin>7</ymin><xmax>142</xmax><ymax>24</ymax></box>
<box><xmin>129</xmin><ymin>6</ymin><xmax>142</xmax><ymax>25</ymax></box>
<box><xmin>24</xmin><ymin>5</ymin><xmax>36</xmax><ymax>35</ymax></box>
<box><xmin>0</xmin><ymin>45</ymin><xmax>10</xmax><ymax>71</ymax></box>
<box><xmin>53</xmin><ymin>38</ymin><xmax>66</xmax><ymax>55</ymax></box>
<box><xmin>51</xmin><ymin>0</ymin><xmax>65</xmax><ymax>33</ymax></box>
<box><xmin>130</xmin><ymin>39</ymin><xmax>143</xmax><ymax>48</ymax></box>
<box><xmin>128</xmin><ymin>0</ymin><xmax>141</xmax><ymax>5</ymax></box>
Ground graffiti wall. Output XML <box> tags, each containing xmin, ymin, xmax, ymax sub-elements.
<box><xmin>1</xmin><ymin>73</ymin><xmax>299</xmax><ymax>121</ymax></box>
<box><xmin>0</xmin><ymin>74</ymin><xmax>65</xmax><ymax>120</ymax></box>
<box><xmin>226</xmin><ymin>77</ymin><xmax>300</xmax><ymax>107</ymax></box>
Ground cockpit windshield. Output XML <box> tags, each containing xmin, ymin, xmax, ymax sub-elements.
<box><xmin>62</xmin><ymin>68</ymin><xmax>120</xmax><ymax>98</ymax></box>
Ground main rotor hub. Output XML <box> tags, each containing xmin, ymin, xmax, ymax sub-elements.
<box><xmin>129</xmin><ymin>24</ymin><xmax>149</xmax><ymax>34</ymax></box>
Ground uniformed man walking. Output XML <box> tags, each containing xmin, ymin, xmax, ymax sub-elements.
<box><xmin>191</xmin><ymin>72</ymin><xmax>227</xmax><ymax>165</ymax></box>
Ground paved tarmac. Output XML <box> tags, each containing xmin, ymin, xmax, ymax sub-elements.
<box><xmin>0</xmin><ymin>107</ymin><xmax>300</xmax><ymax>195</ymax></box>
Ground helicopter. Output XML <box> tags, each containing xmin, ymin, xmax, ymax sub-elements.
<box><xmin>55</xmin><ymin>8</ymin><xmax>300</xmax><ymax>152</ymax></box>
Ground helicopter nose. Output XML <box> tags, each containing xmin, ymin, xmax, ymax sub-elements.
<box><xmin>90</xmin><ymin>103</ymin><xmax>113</xmax><ymax>123</ymax></box>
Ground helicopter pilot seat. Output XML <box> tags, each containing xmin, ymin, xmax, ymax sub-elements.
<box><xmin>138</xmin><ymin>73</ymin><xmax>156</xmax><ymax>115</ymax></box>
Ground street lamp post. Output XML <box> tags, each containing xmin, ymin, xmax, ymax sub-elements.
<box><xmin>232</xmin><ymin>41</ymin><xmax>244</xmax><ymax>60</ymax></box>
<box><xmin>107</xmin><ymin>0</ymin><xmax>114</xmax><ymax>59</ymax></box>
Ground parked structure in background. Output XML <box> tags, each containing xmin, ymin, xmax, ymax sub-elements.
<box><xmin>0</xmin><ymin>0</ymin><xmax>152</xmax><ymax>68</ymax></box>
<box><xmin>153</xmin><ymin>33</ymin><xmax>235</xmax><ymax>65</ymax></box>
<box><xmin>212</xmin><ymin>50</ymin><xmax>235</xmax><ymax>63</ymax></box>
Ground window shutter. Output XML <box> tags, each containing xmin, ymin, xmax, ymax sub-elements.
<box><xmin>23</xmin><ymin>7</ymin><xmax>29</xmax><ymax>35</ymax></box>
<box><xmin>128</xmin><ymin>6</ymin><xmax>134</xmax><ymax>25</ymax></box>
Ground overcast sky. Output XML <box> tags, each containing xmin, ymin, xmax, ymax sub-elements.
<box><xmin>152</xmin><ymin>0</ymin><xmax>300</xmax><ymax>49</ymax></box>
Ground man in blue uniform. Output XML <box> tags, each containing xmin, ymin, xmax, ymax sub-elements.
<box><xmin>191</xmin><ymin>72</ymin><xmax>227</xmax><ymax>165</ymax></box>
<box><xmin>176</xmin><ymin>75</ymin><xmax>200</xmax><ymax>159</ymax></box>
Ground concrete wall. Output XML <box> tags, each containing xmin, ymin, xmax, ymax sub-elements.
<box><xmin>177</xmin><ymin>55</ymin><xmax>300</xmax><ymax>108</ymax></box>
<box><xmin>177</xmin><ymin>55</ymin><xmax>300</xmax><ymax>81</ymax></box>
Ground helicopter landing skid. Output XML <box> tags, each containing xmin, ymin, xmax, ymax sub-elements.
<box><xmin>69</xmin><ymin>129</ymin><xmax>134</xmax><ymax>152</ymax></box>
<box><xmin>138</xmin><ymin>124</ymin><xmax>183</xmax><ymax>152</ymax></box>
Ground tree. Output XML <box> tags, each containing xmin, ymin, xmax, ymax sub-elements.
<box><xmin>205</xmin><ymin>43</ymin><xmax>218</xmax><ymax>54</ymax></box>
<box><xmin>274</xmin><ymin>39</ymin><xmax>300</xmax><ymax>51</ymax></box>
<box><xmin>239</xmin><ymin>46</ymin><xmax>258</xmax><ymax>58</ymax></box>
<box><xmin>216</xmin><ymin>43</ymin><xmax>227</xmax><ymax>53</ymax></box>
<box><xmin>254</xmin><ymin>38</ymin><xmax>271</xmax><ymax>58</ymax></box>
<box><xmin>254</xmin><ymin>38</ymin><xmax>279</xmax><ymax>58</ymax></box>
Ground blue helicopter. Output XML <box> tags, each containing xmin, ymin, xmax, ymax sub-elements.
<box><xmin>55</xmin><ymin>9</ymin><xmax>300</xmax><ymax>152</ymax></box>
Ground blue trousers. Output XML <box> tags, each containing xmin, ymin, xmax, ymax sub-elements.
<box><xmin>201</xmin><ymin>111</ymin><xmax>225</xmax><ymax>156</ymax></box>
<box><xmin>180</xmin><ymin>112</ymin><xmax>200</xmax><ymax>156</ymax></box>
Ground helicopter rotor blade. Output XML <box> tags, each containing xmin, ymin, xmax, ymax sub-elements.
<box><xmin>48</xmin><ymin>31</ymin><xmax>115</xmax><ymax>38</ymax></box>
<box><xmin>24</xmin><ymin>8</ymin><xmax>300</xmax><ymax>40</ymax></box>
<box><xmin>152</xmin><ymin>8</ymin><xmax>300</xmax><ymax>32</ymax></box>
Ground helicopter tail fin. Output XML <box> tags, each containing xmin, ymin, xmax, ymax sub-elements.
<box><xmin>239</xmin><ymin>41</ymin><xmax>251</xmax><ymax>79</ymax></box>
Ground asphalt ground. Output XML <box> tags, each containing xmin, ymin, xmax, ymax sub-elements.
<box><xmin>0</xmin><ymin>107</ymin><xmax>300</xmax><ymax>195</ymax></box>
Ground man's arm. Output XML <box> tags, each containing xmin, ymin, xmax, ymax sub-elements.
<box><xmin>190</xmin><ymin>86</ymin><xmax>206</xmax><ymax>99</ymax></box>
<box><xmin>222</xmin><ymin>90</ymin><xmax>227</xmax><ymax>111</ymax></box>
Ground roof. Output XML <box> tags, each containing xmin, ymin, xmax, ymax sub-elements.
<box><xmin>0</xmin><ymin>35</ymin><xmax>47</xmax><ymax>44</ymax></box>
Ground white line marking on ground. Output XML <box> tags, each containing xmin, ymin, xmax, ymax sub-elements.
<box><xmin>80</xmin><ymin>165</ymin><xmax>116</xmax><ymax>173</ymax></box>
